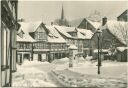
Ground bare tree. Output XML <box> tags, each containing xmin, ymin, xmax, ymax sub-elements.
<box><xmin>54</xmin><ymin>18</ymin><xmax>69</xmax><ymax>26</ymax></box>
<box><xmin>87</xmin><ymin>10</ymin><xmax>102</xmax><ymax>22</ymax></box>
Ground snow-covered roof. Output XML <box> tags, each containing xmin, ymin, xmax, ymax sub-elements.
<box><xmin>18</xmin><ymin>21</ymin><xmax>42</xmax><ymax>33</ymax></box>
<box><xmin>54</xmin><ymin>25</ymin><xmax>73</xmax><ymax>38</ymax></box>
<box><xmin>46</xmin><ymin>26</ymin><xmax>66</xmax><ymax>43</ymax></box>
<box><xmin>17</xmin><ymin>34</ymin><xmax>36</xmax><ymax>42</ymax></box>
<box><xmin>77</xmin><ymin>28</ymin><xmax>94</xmax><ymax>39</ymax></box>
<box><xmin>68</xmin><ymin>44</ymin><xmax>78</xmax><ymax>50</ymax></box>
<box><xmin>86</xmin><ymin>19</ymin><xmax>101</xmax><ymax>29</ymax></box>
<box><xmin>69</xmin><ymin>18</ymin><xmax>101</xmax><ymax>29</ymax></box>
<box><xmin>117</xmin><ymin>47</ymin><xmax>128</xmax><ymax>52</ymax></box>
<box><xmin>93</xmin><ymin>49</ymin><xmax>110</xmax><ymax>53</ymax></box>
<box><xmin>54</xmin><ymin>25</ymin><xmax>94</xmax><ymax>39</ymax></box>
<box><xmin>17</xmin><ymin>22</ymin><xmax>39</xmax><ymax>42</ymax></box>
<box><xmin>17</xmin><ymin>27</ymin><xmax>24</xmax><ymax>34</ymax></box>
<box><xmin>100</xmin><ymin>20</ymin><xmax>128</xmax><ymax>45</ymax></box>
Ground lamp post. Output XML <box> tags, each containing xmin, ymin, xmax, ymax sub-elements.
<box><xmin>96</xmin><ymin>29</ymin><xmax>102</xmax><ymax>74</ymax></box>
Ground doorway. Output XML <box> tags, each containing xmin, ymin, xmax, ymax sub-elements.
<box><xmin>24</xmin><ymin>54</ymin><xmax>30</xmax><ymax>61</ymax></box>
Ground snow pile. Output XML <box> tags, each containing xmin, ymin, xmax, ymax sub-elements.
<box><xmin>52</xmin><ymin>57</ymin><xmax>69</xmax><ymax>64</ymax></box>
<box><xmin>12</xmin><ymin>60</ymin><xmax>56</xmax><ymax>87</ymax></box>
<box><xmin>13</xmin><ymin>78</ymin><xmax>56</xmax><ymax>87</ymax></box>
<box><xmin>52</xmin><ymin>69</ymin><xmax>127</xmax><ymax>88</ymax></box>
<box><xmin>85</xmin><ymin>56</ymin><xmax>93</xmax><ymax>61</ymax></box>
<box><xmin>102</xmin><ymin>61</ymin><xmax>128</xmax><ymax>67</ymax></box>
<box><xmin>117</xmin><ymin>47</ymin><xmax>128</xmax><ymax>52</ymax></box>
<box><xmin>52</xmin><ymin>57</ymin><xmax>70</xmax><ymax>70</ymax></box>
<box><xmin>74</xmin><ymin>56</ymin><xmax>86</xmax><ymax>65</ymax></box>
<box><xmin>68</xmin><ymin>44</ymin><xmax>77</xmax><ymax>50</ymax></box>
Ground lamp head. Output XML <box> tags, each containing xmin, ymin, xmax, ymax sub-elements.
<box><xmin>96</xmin><ymin>29</ymin><xmax>102</xmax><ymax>37</ymax></box>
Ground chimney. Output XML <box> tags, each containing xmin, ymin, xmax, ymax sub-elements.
<box><xmin>51</xmin><ymin>22</ymin><xmax>53</xmax><ymax>26</ymax></box>
<box><xmin>102</xmin><ymin>17</ymin><xmax>107</xmax><ymax>26</ymax></box>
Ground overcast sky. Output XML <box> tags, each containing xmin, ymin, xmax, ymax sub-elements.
<box><xmin>18</xmin><ymin>1</ymin><xmax>128</xmax><ymax>25</ymax></box>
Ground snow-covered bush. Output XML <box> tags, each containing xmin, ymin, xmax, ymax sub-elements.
<box><xmin>52</xmin><ymin>57</ymin><xmax>69</xmax><ymax>64</ymax></box>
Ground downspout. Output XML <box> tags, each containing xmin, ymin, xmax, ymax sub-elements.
<box><xmin>9</xmin><ymin>29</ymin><xmax>12</xmax><ymax>87</ymax></box>
<box><xmin>31</xmin><ymin>43</ymin><xmax>33</xmax><ymax>61</ymax></box>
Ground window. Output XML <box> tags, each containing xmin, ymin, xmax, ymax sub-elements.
<box><xmin>33</xmin><ymin>43</ymin><xmax>37</xmax><ymax>49</ymax></box>
<box><xmin>26</xmin><ymin>43</ymin><xmax>30</xmax><ymax>49</ymax></box>
<box><xmin>19</xmin><ymin>43</ymin><xmax>24</xmax><ymax>49</ymax></box>
<box><xmin>35</xmin><ymin>31</ymin><xmax>47</xmax><ymax>41</ymax></box>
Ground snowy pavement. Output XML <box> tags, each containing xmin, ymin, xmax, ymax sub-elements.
<box><xmin>52</xmin><ymin>57</ymin><xmax>128</xmax><ymax>88</ymax></box>
<box><xmin>12</xmin><ymin>58</ymin><xmax>128</xmax><ymax>87</ymax></box>
<box><xmin>69</xmin><ymin>61</ymin><xmax>127</xmax><ymax>79</ymax></box>
<box><xmin>12</xmin><ymin>60</ymin><xmax>58</xmax><ymax>87</ymax></box>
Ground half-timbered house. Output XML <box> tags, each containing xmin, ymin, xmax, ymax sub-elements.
<box><xmin>46</xmin><ymin>26</ymin><xmax>67</xmax><ymax>62</ymax></box>
<box><xmin>18</xmin><ymin>22</ymin><xmax>68</xmax><ymax>62</ymax></box>
<box><xmin>1</xmin><ymin>0</ymin><xmax>20</xmax><ymax>87</ymax></box>
<box><xmin>16</xmin><ymin>25</ymin><xmax>36</xmax><ymax>64</ymax></box>
<box><xmin>54</xmin><ymin>25</ymin><xmax>93</xmax><ymax>56</ymax></box>
<box><xmin>28</xmin><ymin>21</ymin><xmax>49</xmax><ymax>61</ymax></box>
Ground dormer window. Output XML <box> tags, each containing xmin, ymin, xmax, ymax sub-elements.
<box><xmin>68</xmin><ymin>32</ymin><xmax>77</xmax><ymax>37</ymax></box>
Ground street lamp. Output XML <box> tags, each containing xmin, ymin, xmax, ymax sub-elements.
<box><xmin>96</xmin><ymin>29</ymin><xmax>102</xmax><ymax>74</ymax></box>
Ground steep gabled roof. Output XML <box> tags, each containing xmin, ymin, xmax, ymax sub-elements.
<box><xmin>100</xmin><ymin>20</ymin><xmax>128</xmax><ymax>45</ymax></box>
<box><xmin>117</xmin><ymin>9</ymin><xmax>128</xmax><ymax>18</ymax></box>
<box><xmin>19</xmin><ymin>21</ymin><xmax>42</xmax><ymax>33</ymax></box>
<box><xmin>86</xmin><ymin>19</ymin><xmax>101</xmax><ymax>29</ymax></box>
<box><xmin>45</xmin><ymin>26</ymin><xmax>66</xmax><ymax>43</ymax></box>
<box><xmin>17</xmin><ymin>34</ymin><xmax>36</xmax><ymax>42</ymax></box>
<box><xmin>54</xmin><ymin>25</ymin><xmax>73</xmax><ymax>38</ymax></box>
<box><xmin>69</xmin><ymin>18</ymin><xmax>101</xmax><ymax>29</ymax></box>
<box><xmin>77</xmin><ymin>28</ymin><xmax>94</xmax><ymax>39</ymax></box>
<box><xmin>54</xmin><ymin>25</ymin><xmax>93</xmax><ymax>39</ymax></box>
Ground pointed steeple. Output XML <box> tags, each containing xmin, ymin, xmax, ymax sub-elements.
<box><xmin>61</xmin><ymin>5</ymin><xmax>64</xmax><ymax>20</ymax></box>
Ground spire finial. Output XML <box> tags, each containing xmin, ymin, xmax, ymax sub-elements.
<box><xmin>61</xmin><ymin>4</ymin><xmax>64</xmax><ymax>20</ymax></box>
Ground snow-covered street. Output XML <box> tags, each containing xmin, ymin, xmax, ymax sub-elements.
<box><xmin>12</xmin><ymin>60</ymin><xmax>59</xmax><ymax>87</ymax></box>
<box><xmin>12</xmin><ymin>57</ymin><xmax>127</xmax><ymax>87</ymax></box>
<box><xmin>52</xmin><ymin>57</ymin><xmax>128</xmax><ymax>88</ymax></box>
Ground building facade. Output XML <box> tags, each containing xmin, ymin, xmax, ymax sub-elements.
<box><xmin>1</xmin><ymin>0</ymin><xmax>20</xmax><ymax>87</ymax></box>
<box><xmin>16</xmin><ymin>21</ymin><xmax>94</xmax><ymax>63</ymax></box>
<box><xmin>17</xmin><ymin>22</ymin><xmax>68</xmax><ymax>63</ymax></box>
<box><xmin>54</xmin><ymin>26</ymin><xmax>93</xmax><ymax>57</ymax></box>
<box><xmin>91</xmin><ymin>17</ymin><xmax>127</xmax><ymax>61</ymax></box>
<box><xmin>16</xmin><ymin>29</ymin><xmax>35</xmax><ymax>64</ymax></box>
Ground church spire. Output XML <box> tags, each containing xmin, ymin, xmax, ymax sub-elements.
<box><xmin>61</xmin><ymin>5</ymin><xmax>64</xmax><ymax>20</ymax></box>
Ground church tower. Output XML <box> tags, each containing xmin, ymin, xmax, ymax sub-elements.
<box><xmin>61</xmin><ymin>5</ymin><xmax>64</xmax><ymax>20</ymax></box>
<box><xmin>59</xmin><ymin>5</ymin><xmax>69</xmax><ymax>26</ymax></box>
<box><xmin>54</xmin><ymin>5</ymin><xmax>69</xmax><ymax>26</ymax></box>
